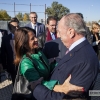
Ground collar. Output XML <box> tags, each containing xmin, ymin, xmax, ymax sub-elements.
<box><xmin>31</xmin><ymin>22</ymin><xmax>37</xmax><ymax>26</ymax></box>
<box><xmin>69</xmin><ymin>37</ymin><xmax>86</xmax><ymax>51</ymax></box>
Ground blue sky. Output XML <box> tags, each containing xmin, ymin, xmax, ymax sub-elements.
<box><xmin>0</xmin><ymin>0</ymin><xmax>100</xmax><ymax>22</ymax></box>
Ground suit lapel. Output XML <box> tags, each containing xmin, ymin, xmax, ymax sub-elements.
<box><xmin>53</xmin><ymin>40</ymin><xmax>89</xmax><ymax>71</ymax></box>
<box><xmin>51</xmin><ymin>50</ymin><xmax>75</xmax><ymax>74</ymax></box>
<box><xmin>56</xmin><ymin>51</ymin><xmax>75</xmax><ymax>69</ymax></box>
<box><xmin>29</xmin><ymin>23</ymin><xmax>33</xmax><ymax>29</ymax></box>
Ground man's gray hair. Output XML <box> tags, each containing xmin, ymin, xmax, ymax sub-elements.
<box><xmin>64</xmin><ymin>13</ymin><xmax>87</xmax><ymax>36</ymax></box>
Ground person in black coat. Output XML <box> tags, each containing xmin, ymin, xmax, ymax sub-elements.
<box><xmin>1</xmin><ymin>17</ymin><xmax>19</xmax><ymax>84</ymax></box>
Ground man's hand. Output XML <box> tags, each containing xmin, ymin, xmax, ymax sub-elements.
<box><xmin>62</xmin><ymin>75</ymin><xmax>84</xmax><ymax>94</ymax></box>
<box><xmin>53</xmin><ymin>75</ymin><xmax>84</xmax><ymax>94</ymax></box>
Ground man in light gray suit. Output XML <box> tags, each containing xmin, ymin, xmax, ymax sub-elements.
<box><xmin>25</xmin><ymin>12</ymin><xmax>45</xmax><ymax>37</ymax></box>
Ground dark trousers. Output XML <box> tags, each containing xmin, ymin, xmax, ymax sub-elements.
<box><xmin>7</xmin><ymin>66</ymin><xmax>16</xmax><ymax>85</ymax></box>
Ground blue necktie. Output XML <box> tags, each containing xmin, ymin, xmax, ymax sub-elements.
<box><xmin>51</xmin><ymin>33</ymin><xmax>55</xmax><ymax>40</ymax></box>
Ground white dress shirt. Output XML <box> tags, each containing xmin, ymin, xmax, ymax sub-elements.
<box><xmin>69</xmin><ymin>37</ymin><xmax>86</xmax><ymax>51</ymax></box>
<box><xmin>31</xmin><ymin>22</ymin><xmax>37</xmax><ymax>36</ymax></box>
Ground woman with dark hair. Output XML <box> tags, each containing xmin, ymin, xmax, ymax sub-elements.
<box><xmin>13</xmin><ymin>27</ymin><xmax>83</xmax><ymax>100</ymax></box>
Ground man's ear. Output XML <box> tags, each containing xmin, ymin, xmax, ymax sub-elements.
<box><xmin>69</xmin><ymin>29</ymin><xmax>75</xmax><ymax>39</ymax></box>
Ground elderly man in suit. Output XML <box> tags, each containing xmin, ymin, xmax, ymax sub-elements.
<box><xmin>29</xmin><ymin>13</ymin><xmax>99</xmax><ymax>100</ymax></box>
<box><xmin>1</xmin><ymin>17</ymin><xmax>19</xmax><ymax>85</ymax></box>
<box><xmin>25</xmin><ymin>12</ymin><xmax>45</xmax><ymax>49</ymax></box>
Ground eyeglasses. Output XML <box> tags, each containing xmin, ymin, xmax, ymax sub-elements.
<box><xmin>10</xmin><ymin>24</ymin><xmax>19</xmax><ymax>29</ymax></box>
<box><xmin>13</xmin><ymin>25</ymin><xmax>19</xmax><ymax>28</ymax></box>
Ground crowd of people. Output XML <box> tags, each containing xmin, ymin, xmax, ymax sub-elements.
<box><xmin>0</xmin><ymin>12</ymin><xmax>100</xmax><ymax>100</ymax></box>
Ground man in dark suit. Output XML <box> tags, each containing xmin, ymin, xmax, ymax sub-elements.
<box><xmin>1</xmin><ymin>17</ymin><xmax>19</xmax><ymax>84</ymax></box>
<box><xmin>25</xmin><ymin>12</ymin><xmax>45</xmax><ymax>37</ymax></box>
<box><xmin>29</xmin><ymin>13</ymin><xmax>99</xmax><ymax>100</ymax></box>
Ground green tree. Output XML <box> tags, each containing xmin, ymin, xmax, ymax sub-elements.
<box><xmin>16</xmin><ymin>12</ymin><xmax>23</xmax><ymax>21</ymax></box>
<box><xmin>23</xmin><ymin>13</ymin><xmax>29</xmax><ymax>21</ymax></box>
<box><xmin>46</xmin><ymin>1</ymin><xmax>70</xmax><ymax>21</ymax></box>
<box><xmin>0</xmin><ymin>10</ymin><xmax>11</xmax><ymax>20</ymax></box>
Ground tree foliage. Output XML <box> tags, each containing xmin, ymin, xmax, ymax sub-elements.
<box><xmin>46</xmin><ymin>1</ymin><xmax>70</xmax><ymax>21</ymax></box>
<box><xmin>0</xmin><ymin>10</ymin><xmax>30</xmax><ymax>21</ymax></box>
<box><xmin>16</xmin><ymin>12</ymin><xmax>23</xmax><ymax>21</ymax></box>
<box><xmin>23</xmin><ymin>13</ymin><xmax>29</xmax><ymax>21</ymax></box>
<box><xmin>0</xmin><ymin>10</ymin><xmax>11</xmax><ymax>20</ymax></box>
